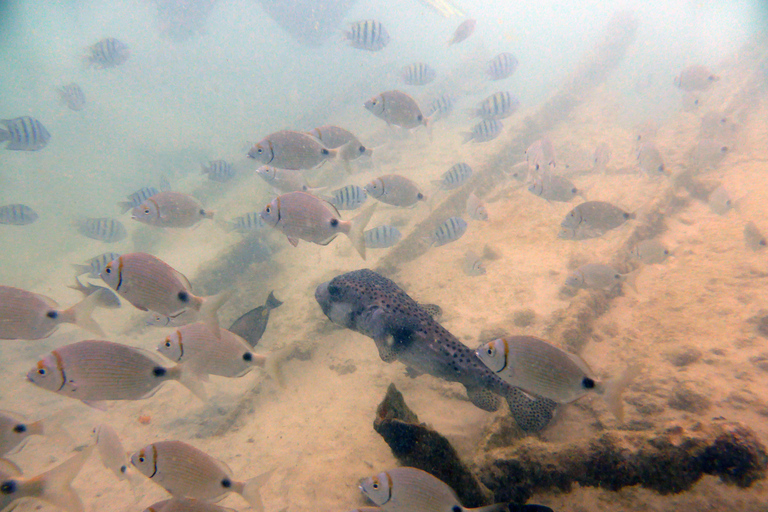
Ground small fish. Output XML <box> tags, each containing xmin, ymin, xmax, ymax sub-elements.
<box><xmin>0</xmin><ymin>204</ymin><xmax>38</xmax><ymax>225</ymax></box>
<box><xmin>68</xmin><ymin>276</ymin><xmax>121</xmax><ymax>309</ymax></box>
<box><xmin>247</xmin><ymin>130</ymin><xmax>336</xmax><ymax>170</ymax></box>
<box><xmin>364</xmin><ymin>90</ymin><xmax>428</xmax><ymax>130</ymax></box>
<box><xmin>364</xmin><ymin>224</ymin><xmax>402</xmax><ymax>249</ymax></box>
<box><xmin>629</xmin><ymin>239</ymin><xmax>669</xmax><ymax>264</ymax></box>
<box><xmin>218</xmin><ymin>212</ymin><xmax>268</xmax><ymax>234</ymax></box>
<box><xmin>228</xmin><ymin>291</ymin><xmax>283</xmax><ymax>348</ymax></box>
<box><xmin>448</xmin><ymin>18</ymin><xmax>476</xmax><ymax>45</ymax></box>
<box><xmin>674</xmin><ymin>64</ymin><xmax>719</xmax><ymax>91</ymax></box>
<box><xmin>432</xmin><ymin>162</ymin><xmax>473</xmax><ymax>190</ymax></box>
<box><xmin>462</xmin><ymin>119</ymin><xmax>502</xmax><ymax>143</ymax></box>
<box><xmin>0</xmin><ymin>286</ymin><xmax>103</xmax><ymax>340</ymax></box>
<box><xmin>401</xmin><ymin>62</ymin><xmax>436</xmax><ymax>86</ymax></box>
<box><xmin>344</xmin><ymin>19</ymin><xmax>390</xmax><ymax>51</ymax></box>
<box><xmin>507</xmin><ymin>161</ymin><xmax>528</xmax><ymax>182</ymax></box>
<box><xmin>85</xmin><ymin>37</ymin><xmax>130</xmax><ymax>68</ymax></box>
<box><xmin>365</xmin><ymin>174</ymin><xmax>426</xmax><ymax>207</ymax></box>
<box><xmin>0</xmin><ymin>116</ymin><xmax>51</xmax><ymax>151</ymax></box>
<box><xmin>260</xmin><ymin>191</ymin><xmax>375</xmax><ymax>259</ymax></box>
<box><xmin>424</xmin><ymin>94</ymin><xmax>454</xmax><ymax>120</ymax></box>
<box><xmin>689</xmin><ymin>139</ymin><xmax>729</xmax><ymax>169</ymax></box>
<box><xmin>100</xmin><ymin>252</ymin><xmax>229</xmax><ymax>334</ymax></box>
<box><xmin>744</xmin><ymin>221</ymin><xmax>767</xmax><ymax>251</ymax></box>
<box><xmin>561</xmin><ymin>201</ymin><xmax>634</xmax><ymax>235</ymax></box>
<box><xmin>526</xmin><ymin>138</ymin><xmax>556</xmax><ymax>172</ymax></box>
<box><xmin>326</xmin><ymin>185</ymin><xmax>368</xmax><ymax>210</ymax></box>
<box><xmin>201</xmin><ymin>160</ymin><xmax>235</xmax><ymax>183</ymax></box>
<box><xmin>426</xmin><ymin>217</ymin><xmax>467</xmax><ymax>247</ymax></box>
<box><xmin>130</xmin><ymin>440</ymin><xmax>269</xmax><ymax>509</ymax></box>
<box><xmin>636</xmin><ymin>142</ymin><xmax>666</xmax><ymax>175</ymax></box>
<box><xmin>0</xmin><ymin>446</ymin><xmax>93</xmax><ymax>512</ymax></box>
<box><xmin>593</xmin><ymin>142</ymin><xmax>611</xmax><ymax>173</ymax></box>
<box><xmin>72</xmin><ymin>252</ymin><xmax>121</xmax><ymax>278</ymax></box>
<box><xmin>565</xmin><ymin>263</ymin><xmax>632</xmax><ymax>290</ymax></box>
<box><xmin>465</xmin><ymin>192</ymin><xmax>488</xmax><ymax>221</ymax></box>
<box><xmin>58</xmin><ymin>83</ymin><xmax>86</xmax><ymax>111</ymax></box>
<box><xmin>473</xmin><ymin>91</ymin><xmax>519</xmax><ymax>120</ymax></box>
<box><xmin>528</xmin><ymin>173</ymin><xmax>579</xmax><ymax>202</ymax></box>
<box><xmin>476</xmin><ymin>336</ymin><xmax>638</xmax><ymax>420</ymax></box>
<box><xmin>700</xmin><ymin>112</ymin><xmax>738</xmax><ymax>141</ymax></box>
<box><xmin>118</xmin><ymin>187</ymin><xmax>160</xmax><ymax>214</ymax></box>
<box><xmin>144</xmin><ymin>498</ymin><xmax>236</xmax><ymax>512</ymax></box>
<box><xmin>132</xmin><ymin>191</ymin><xmax>213</xmax><ymax>229</ymax></box>
<box><xmin>0</xmin><ymin>411</ymin><xmax>45</xmax><ymax>456</ymax></box>
<box><xmin>255</xmin><ymin>165</ymin><xmax>315</xmax><ymax>193</ymax></box>
<box><xmin>708</xmin><ymin>186</ymin><xmax>734</xmax><ymax>215</ymax></box>
<box><xmin>307</xmin><ymin>125</ymin><xmax>372</xmax><ymax>171</ymax></box>
<box><xmin>462</xmin><ymin>251</ymin><xmax>486</xmax><ymax>276</ymax></box>
<box><xmin>27</xmin><ymin>340</ymin><xmax>206</xmax><ymax>405</ymax></box>
<box><xmin>75</xmin><ymin>217</ymin><xmax>127</xmax><ymax>243</ymax></box>
<box><xmin>486</xmin><ymin>52</ymin><xmax>518</xmax><ymax>80</ymax></box>
<box><xmin>93</xmin><ymin>424</ymin><xmax>129</xmax><ymax>480</ymax></box>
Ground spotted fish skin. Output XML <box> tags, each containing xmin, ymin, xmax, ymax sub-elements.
<box><xmin>314</xmin><ymin>269</ymin><xmax>557</xmax><ymax>432</ymax></box>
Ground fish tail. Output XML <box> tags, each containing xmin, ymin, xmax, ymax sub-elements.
<box><xmin>600</xmin><ymin>364</ymin><xmax>642</xmax><ymax>422</ymax></box>
<box><xmin>67</xmin><ymin>277</ymin><xmax>87</xmax><ymax>296</ymax></box>
<box><xmin>341</xmin><ymin>156</ymin><xmax>353</xmax><ymax>174</ymax></box>
<box><xmin>623</xmin><ymin>268</ymin><xmax>640</xmax><ymax>293</ymax></box>
<box><xmin>203</xmin><ymin>209</ymin><xmax>215</xmax><ymax>220</ymax></box>
<box><xmin>63</xmin><ymin>293</ymin><xmax>105</xmax><ymax>337</ymax></box>
<box><xmin>264</xmin><ymin>345</ymin><xmax>294</xmax><ymax>387</ymax></box>
<box><xmin>240</xmin><ymin>470</ymin><xmax>273</xmax><ymax>512</ymax></box>
<box><xmin>198</xmin><ymin>290</ymin><xmax>233</xmax><ymax>338</ymax></box>
<box><xmin>265</xmin><ymin>291</ymin><xmax>283</xmax><ymax>310</ymax></box>
<box><xmin>215</xmin><ymin>219</ymin><xmax>235</xmax><ymax>233</ymax></box>
<box><xmin>71</xmin><ymin>263</ymin><xmax>91</xmax><ymax>276</ymax></box>
<box><xmin>170</xmin><ymin>363</ymin><xmax>208</xmax><ymax>402</ymax></box>
<box><xmin>347</xmin><ymin>203</ymin><xmax>377</xmax><ymax>259</ymax></box>
<box><xmin>200</xmin><ymin>163</ymin><xmax>208</xmax><ymax>174</ymax></box>
<box><xmin>461</xmin><ymin>132</ymin><xmax>474</xmax><ymax>144</ymax></box>
<box><xmin>116</xmin><ymin>201</ymin><xmax>133</xmax><ymax>214</ymax></box>
<box><xmin>37</xmin><ymin>445</ymin><xmax>94</xmax><ymax>512</ymax></box>
<box><xmin>0</xmin><ymin>128</ymin><xmax>9</xmax><ymax>143</ymax></box>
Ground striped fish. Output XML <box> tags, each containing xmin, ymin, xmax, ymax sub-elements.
<box><xmin>72</xmin><ymin>252</ymin><xmax>121</xmax><ymax>278</ymax></box>
<box><xmin>220</xmin><ymin>212</ymin><xmax>267</xmax><ymax>234</ymax></box>
<box><xmin>401</xmin><ymin>62</ymin><xmax>436</xmax><ymax>86</ymax></box>
<box><xmin>202</xmin><ymin>160</ymin><xmax>235</xmax><ymax>183</ymax></box>
<box><xmin>474</xmin><ymin>91</ymin><xmax>520</xmax><ymax>120</ymax></box>
<box><xmin>486</xmin><ymin>52</ymin><xmax>519</xmax><ymax>80</ymax></box>
<box><xmin>344</xmin><ymin>20</ymin><xmax>390</xmax><ymax>51</ymax></box>
<box><xmin>426</xmin><ymin>217</ymin><xmax>467</xmax><ymax>247</ymax></box>
<box><xmin>58</xmin><ymin>83</ymin><xmax>86</xmax><ymax>111</ymax></box>
<box><xmin>0</xmin><ymin>116</ymin><xmax>50</xmax><ymax>151</ymax></box>
<box><xmin>118</xmin><ymin>187</ymin><xmax>160</xmax><ymax>214</ymax></box>
<box><xmin>364</xmin><ymin>225</ymin><xmax>402</xmax><ymax>249</ymax></box>
<box><xmin>462</xmin><ymin>119</ymin><xmax>503</xmax><ymax>144</ymax></box>
<box><xmin>85</xmin><ymin>37</ymin><xmax>130</xmax><ymax>68</ymax></box>
<box><xmin>425</xmin><ymin>94</ymin><xmax>454</xmax><ymax>119</ymax></box>
<box><xmin>327</xmin><ymin>185</ymin><xmax>368</xmax><ymax>210</ymax></box>
<box><xmin>76</xmin><ymin>218</ymin><xmax>127</xmax><ymax>243</ymax></box>
<box><xmin>0</xmin><ymin>204</ymin><xmax>38</xmax><ymax>225</ymax></box>
<box><xmin>431</xmin><ymin>162</ymin><xmax>473</xmax><ymax>190</ymax></box>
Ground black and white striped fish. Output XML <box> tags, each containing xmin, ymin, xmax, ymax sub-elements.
<box><xmin>426</xmin><ymin>217</ymin><xmax>467</xmax><ymax>247</ymax></box>
<box><xmin>58</xmin><ymin>83</ymin><xmax>86</xmax><ymax>111</ymax></box>
<box><xmin>401</xmin><ymin>62</ymin><xmax>436</xmax><ymax>86</ymax></box>
<box><xmin>75</xmin><ymin>218</ymin><xmax>127</xmax><ymax>243</ymax></box>
<box><xmin>462</xmin><ymin>119</ymin><xmax>503</xmax><ymax>144</ymax></box>
<box><xmin>85</xmin><ymin>37</ymin><xmax>130</xmax><ymax>68</ymax></box>
<box><xmin>364</xmin><ymin>224</ymin><xmax>402</xmax><ymax>249</ymax></box>
<box><xmin>0</xmin><ymin>204</ymin><xmax>38</xmax><ymax>225</ymax></box>
<box><xmin>473</xmin><ymin>91</ymin><xmax>519</xmax><ymax>120</ymax></box>
<box><xmin>0</xmin><ymin>116</ymin><xmax>50</xmax><ymax>151</ymax></box>
<box><xmin>425</xmin><ymin>94</ymin><xmax>454</xmax><ymax>119</ymax></box>
<box><xmin>326</xmin><ymin>185</ymin><xmax>368</xmax><ymax>210</ymax></box>
<box><xmin>220</xmin><ymin>212</ymin><xmax>267</xmax><ymax>234</ymax></box>
<box><xmin>486</xmin><ymin>52</ymin><xmax>518</xmax><ymax>80</ymax></box>
<box><xmin>202</xmin><ymin>160</ymin><xmax>235</xmax><ymax>183</ymax></box>
<box><xmin>72</xmin><ymin>252</ymin><xmax>121</xmax><ymax>278</ymax></box>
<box><xmin>431</xmin><ymin>162</ymin><xmax>473</xmax><ymax>190</ymax></box>
<box><xmin>118</xmin><ymin>187</ymin><xmax>160</xmax><ymax>214</ymax></box>
<box><xmin>344</xmin><ymin>20</ymin><xmax>390</xmax><ymax>51</ymax></box>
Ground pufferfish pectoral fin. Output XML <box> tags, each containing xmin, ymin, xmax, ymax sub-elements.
<box><xmin>374</xmin><ymin>335</ymin><xmax>399</xmax><ymax>363</ymax></box>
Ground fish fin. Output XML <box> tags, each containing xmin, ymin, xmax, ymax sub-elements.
<box><xmin>240</xmin><ymin>470</ymin><xmax>273</xmax><ymax>512</ymax></box>
<box><xmin>67</xmin><ymin>277</ymin><xmax>87</xmax><ymax>296</ymax></box>
<box><xmin>171</xmin><ymin>269</ymin><xmax>193</xmax><ymax>292</ymax></box>
<box><xmin>116</xmin><ymin>201</ymin><xmax>133</xmax><ymax>214</ymax></box>
<box><xmin>199</xmin><ymin>290</ymin><xmax>232</xmax><ymax>339</ymax></box>
<box><xmin>318</xmin><ymin>234</ymin><xmax>339</xmax><ymax>246</ymax></box>
<box><xmin>200</xmin><ymin>163</ymin><xmax>208</xmax><ymax>175</ymax></box>
<box><xmin>374</xmin><ymin>336</ymin><xmax>399</xmax><ymax>363</ymax></box>
<box><xmin>600</xmin><ymin>364</ymin><xmax>642</xmax><ymax>422</ymax></box>
<box><xmin>203</xmin><ymin>209</ymin><xmax>215</xmax><ymax>220</ymax></box>
<box><xmin>82</xmin><ymin>400</ymin><xmax>109</xmax><ymax>411</ymax></box>
<box><xmin>0</xmin><ymin>457</ymin><xmax>23</xmax><ymax>477</ymax></box>
<box><xmin>64</xmin><ymin>292</ymin><xmax>105</xmax><ymax>337</ymax></box>
<box><xmin>461</xmin><ymin>132</ymin><xmax>474</xmax><ymax>144</ymax></box>
<box><xmin>0</xmin><ymin>128</ymin><xmax>10</xmax><ymax>143</ymax></box>
<box><xmin>347</xmin><ymin>203</ymin><xmax>377</xmax><ymax>259</ymax></box>
<box><xmin>287</xmin><ymin>236</ymin><xmax>300</xmax><ymax>247</ymax></box>
<box><xmin>264</xmin><ymin>345</ymin><xmax>293</xmax><ymax>388</ymax></box>
<box><xmin>35</xmin><ymin>445</ymin><xmax>94</xmax><ymax>512</ymax></box>
<box><xmin>465</xmin><ymin>385</ymin><xmax>501</xmax><ymax>412</ymax></box>
<box><xmin>172</xmin><ymin>363</ymin><xmax>208</xmax><ymax>402</ymax></box>
<box><xmin>70</xmin><ymin>263</ymin><xmax>91</xmax><ymax>276</ymax></box>
<box><xmin>265</xmin><ymin>291</ymin><xmax>283</xmax><ymax>310</ymax></box>
<box><xmin>623</xmin><ymin>268</ymin><xmax>640</xmax><ymax>293</ymax></box>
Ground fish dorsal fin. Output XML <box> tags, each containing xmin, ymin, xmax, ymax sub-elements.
<box><xmin>320</xmin><ymin>197</ymin><xmax>341</xmax><ymax>218</ymax></box>
<box><xmin>171</xmin><ymin>269</ymin><xmax>193</xmax><ymax>293</ymax></box>
<box><xmin>565</xmin><ymin>351</ymin><xmax>594</xmax><ymax>376</ymax></box>
<box><xmin>34</xmin><ymin>293</ymin><xmax>59</xmax><ymax>309</ymax></box>
<box><xmin>0</xmin><ymin>458</ymin><xmax>23</xmax><ymax>478</ymax></box>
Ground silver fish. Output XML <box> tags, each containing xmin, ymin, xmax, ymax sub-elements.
<box><xmin>466</xmin><ymin>192</ymin><xmax>488</xmax><ymax>221</ymax></box>
<box><xmin>58</xmin><ymin>83</ymin><xmax>86</xmax><ymax>111</ymax></box>
<box><xmin>462</xmin><ymin>119</ymin><xmax>502</xmax><ymax>144</ymax></box>
<box><xmin>85</xmin><ymin>37</ymin><xmax>130</xmax><ymax>68</ymax></box>
<box><xmin>364</xmin><ymin>224</ymin><xmax>402</xmax><ymax>249</ymax></box>
<box><xmin>0</xmin><ymin>116</ymin><xmax>50</xmax><ymax>151</ymax></box>
<box><xmin>401</xmin><ymin>62</ymin><xmax>436</xmax><ymax>86</ymax></box>
<box><xmin>708</xmin><ymin>186</ymin><xmax>734</xmax><ymax>215</ymax></box>
<box><xmin>201</xmin><ymin>160</ymin><xmax>235</xmax><ymax>183</ymax></box>
<box><xmin>72</xmin><ymin>252</ymin><xmax>121</xmax><ymax>278</ymax></box>
<box><xmin>432</xmin><ymin>162</ymin><xmax>473</xmax><ymax>190</ymax></box>
<box><xmin>561</xmin><ymin>201</ymin><xmax>635</xmax><ymax>234</ymax></box>
<box><xmin>307</xmin><ymin>125</ymin><xmax>372</xmax><ymax>169</ymax></box>
<box><xmin>448</xmin><ymin>18</ymin><xmax>476</xmax><ymax>45</ymax></box>
<box><xmin>0</xmin><ymin>204</ymin><xmax>38</xmax><ymax>225</ymax></box>
<box><xmin>486</xmin><ymin>52</ymin><xmax>518</xmax><ymax>80</ymax></box>
<box><xmin>27</xmin><ymin>340</ymin><xmax>206</xmax><ymax>405</ymax></box>
<box><xmin>636</xmin><ymin>142</ymin><xmax>666</xmax><ymax>175</ymax></box>
<box><xmin>75</xmin><ymin>217</ymin><xmax>127</xmax><ymax>243</ymax></box>
<box><xmin>528</xmin><ymin>173</ymin><xmax>579</xmax><ymax>202</ymax></box>
<box><xmin>565</xmin><ymin>263</ymin><xmax>629</xmax><ymax>290</ymax></box>
<box><xmin>425</xmin><ymin>94</ymin><xmax>454</xmax><ymax>120</ymax></box>
<box><xmin>130</xmin><ymin>440</ymin><xmax>269</xmax><ymax>509</ymax></box>
<box><xmin>365</xmin><ymin>174</ymin><xmax>425</xmax><ymax>207</ymax></box>
<box><xmin>132</xmin><ymin>191</ymin><xmax>213</xmax><ymax>229</ymax></box>
<box><xmin>228</xmin><ymin>291</ymin><xmax>283</xmax><ymax>348</ymax></box>
<box><xmin>629</xmin><ymin>239</ymin><xmax>669</xmax><ymax>264</ymax></box>
<box><xmin>700</xmin><ymin>112</ymin><xmax>739</xmax><ymax>141</ymax></box>
<box><xmin>593</xmin><ymin>142</ymin><xmax>611</xmax><ymax>173</ymax></box>
<box><xmin>219</xmin><ymin>212</ymin><xmax>268</xmax><ymax>234</ymax></box>
<box><xmin>247</xmin><ymin>130</ymin><xmax>336</xmax><ymax>170</ymax></box>
<box><xmin>255</xmin><ymin>165</ymin><xmax>314</xmax><ymax>193</ymax></box>
<box><xmin>689</xmin><ymin>139</ymin><xmax>729</xmax><ymax>169</ymax></box>
<box><xmin>473</xmin><ymin>91</ymin><xmax>519</xmax><ymax>120</ymax></box>
<box><xmin>674</xmin><ymin>65</ymin><xmax>719</xmax><ymax>91</ymax></box>
<box><xmin>426</xmin><ymin>217</ymin><xmax>467</xmax><ymax>247</ymax></box>
<box><xmin>68</xmin><ymin>276</ymin><xmax>121</xmax><ymax>309</ymax></box>
<box><xmin>364</xmin><ymin>90</ymin><xmax>428</xmax><ymax>130</ymax></box>
<box><xmin>744</xmin><ymin>221</ymin><xmax>766</xmax><ymax>251</ymax></box>
<box><xmin>118</xmin><ymin>187</ymin><xmax>160</xmax><ymax>214</ymax></box>
<box><xmin>326</xmin><ymin>185</ymin><xmax>368</xmax><ymax>210</ymax></box>
<box><xmin>462</xmin><ymin>251</ymin><xmax>486</xmax><ymax>276</ymax></box>
<box><xmin>344</xmin><ymin>19</ymin><xmax>390</xmax><ymax>51</ymax></box>
<box><xmin>0</xmin><ymin>286</ymin><xmax>103</xmax><ymax>340</ymax></box>
<box><xmin>260</xmin><ymin>191</ymin><xmax>375</xmax><ymax>258</ymax></box>
<box><xmin>93</xmin><ymin>424</ymin><xmax>129</xmax><ymax>481</ymax></box>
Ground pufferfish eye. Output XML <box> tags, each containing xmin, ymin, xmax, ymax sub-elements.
<box><xmin>143</xmin><ymin>208</ymin><xmax>150</xmax><ymax>215</ymax></box>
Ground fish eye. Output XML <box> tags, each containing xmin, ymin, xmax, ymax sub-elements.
<box><xmin>582</xmin><ymin>377</ymin><xmax>596</xmax><ymax>389</ymax></box>
<box><xmin>257</xmin><ymin>148</ymin><xmax>264</xmax><ymax>154</ymax></box>
<box><xmin>0</xmin><ymin>480</ymin><xmax>17</xmax><ymax>495</ymax></box>
<box><xmin>165</xmin><ymin>341</ymin><xmax>171</xmax><ymax>347</ymax></box>
<box><xmin>105</xmin><ymin>267</ymin><xmax>112</xmax><ymax>274</ymax></box>
<box><xmin>143</xmin><ymin>208</ymin><xmax>150</xmax><ymax>214</ymax></box>
<box><xmin>486</xmin><ymin>346</ymin><xmax>495</xmax><ymax>356</ymax></box>
<box><xmin>372</xmin><ymin>483</ymin><xmax>379</xmax><ymax>489</ymax></box>
<box><xmin>12</xmin><ymin>424</ymin><xmax>26</xmax><ymax>433</ymax></box>
<box><xmin>330</xmin><ymin>218</ymin><xmax>339</xmax><ymax>227</ymax></box>
<box><xmin>265</xmin><ymin>206</ymin><xmax>271</xmax><ymax>214</ymax></box>
<box><xmin>199</xmin><ymin>209</ymin><xmax>205</xmax><ymax>215</ymax></box>
<box><xmin>359</xmin><ymin>145</ymin><xmax>366</xmax><ymax>154</ymax></box>
<box><xmin>37</xmin><ymin>368</ymin><xmax>46</xmax><ymax>376</ymax></box>
<box><xmin>46</xmin><ymin>310</ymin><xmax>58</xmax><ymax>319</ymax></box>
<box><xmin>138</xmin><ymin>456</ymin><xmax>145</xmax><ymax>463</ymax></box>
